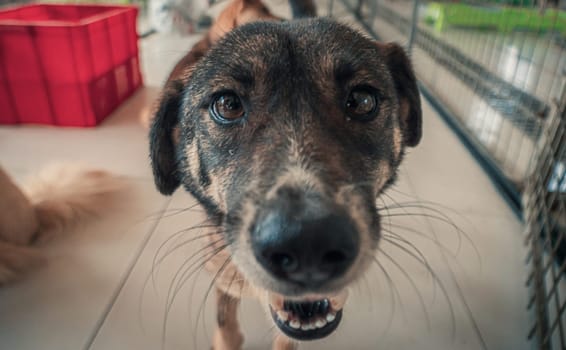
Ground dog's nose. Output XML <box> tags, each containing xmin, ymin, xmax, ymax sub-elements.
<box><xmin>251</xmin><ymin>189</ymin><xmax>359</xmax><ymax>287</ymax></box>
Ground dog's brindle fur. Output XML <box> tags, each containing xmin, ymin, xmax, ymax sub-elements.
<box><xmin>150</xmin><ymin>13</ymin><xmax>421</xmax><ymax>350</ymax></box>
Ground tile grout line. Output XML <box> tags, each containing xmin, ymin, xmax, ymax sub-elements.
<box><xmin>82</xmin><ymin>197</ymin><xmax>173</xmax><ymax>350</ymax></box>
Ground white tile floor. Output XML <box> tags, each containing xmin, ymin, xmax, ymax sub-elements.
<box><xmin>0</xmin><ymin>4</ymin><xmax>531</xmax><ymax>350</ymax></box>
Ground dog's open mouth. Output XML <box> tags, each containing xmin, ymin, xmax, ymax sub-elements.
<box><xmin>268</xmin><ymin>291</ymin><xmax>347</xmax><ymax>341</ymax></box>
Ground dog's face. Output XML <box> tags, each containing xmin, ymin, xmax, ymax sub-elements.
<box><xmin>150</xmin><ymin>19</ymin><xmax>421</xmax><ymax>341</ymax></box>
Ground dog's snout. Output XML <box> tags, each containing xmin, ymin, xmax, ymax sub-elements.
<box><xmin>251</xmin><ymin>189</ymin><xmax>360</xmax><ymax>288</ymax></box>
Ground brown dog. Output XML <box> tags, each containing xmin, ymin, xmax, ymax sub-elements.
<box><xmin>149</xmin><ymin>0</ymin><xmax>421</xmax><ymax>348</ymax></box>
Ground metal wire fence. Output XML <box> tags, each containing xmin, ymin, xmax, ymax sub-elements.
<box><xmin>337</xmin><ymin>0</ymin><xmax>565</xmax><ymax>212</ymax></box>
<box><xmin>325</xmin><ymin>0</ymin><xmax>566</xmax><ymax>348</ymax></box>
<box><xmin>524</xmin><ymin>84</ymin><xmax>566</xmax><ymax>350</ymax></box>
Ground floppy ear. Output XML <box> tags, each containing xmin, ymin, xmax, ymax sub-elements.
<box><xmin>149</xmin><ymin>37</ymin><xmax>211</xmax><ymax>195</ymax></box>
<box><xmin>381</xmin><ymin>43</ymin><xmax>422</xmax><ymax>147</ymax></box>
<box><xmin>149</xmin><ymin>80</ymin><xmax>183</xmax><ymax>195</ymax></box>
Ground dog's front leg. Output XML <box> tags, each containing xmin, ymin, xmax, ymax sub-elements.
<box><xmin>212</xmin><ymin>289</ymin><xmax>244</xmax><ymax>350</ymax></box>
<box><xmin>273</xmin><ymin>334</ymin><xmax>297</xmax><ymax>350</ymax></box>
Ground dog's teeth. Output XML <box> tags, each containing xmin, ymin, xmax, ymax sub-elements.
<box><xmin>318</xmin><ymin>299</ymin><xmax>330</xmax><ymax>315</ymax></box>
<box><xmin>326</xmin><ymin>313</ymin><xmax>336</xmax><ymax>323</ymax></box>
<box><xmin>289</xmin><ymin>320</ymin><xmax>301</xmax><ymax>329</ymax></box>
<box><xmin>315</xmin><ymin>318</ymin><xmax>327</xmax><ymax>328</ymax></box>
<box><xmin>276</xmin><ymin>311</ymin><xmax>289</xmax><ymax>322</ymax></box>
<box><xmin>301</xmin><ymin>323</ymin><xmax>310</xmax><ymax>331</ymax></box>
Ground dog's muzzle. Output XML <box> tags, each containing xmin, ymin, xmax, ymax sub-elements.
<box><xmin>250</xmin><ymin>187</ymin><xmax>359</xmax><ymax>339</ymax></box>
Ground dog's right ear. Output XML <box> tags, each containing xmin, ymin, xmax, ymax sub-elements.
<box><xmin>149</xmin><ymin>81</ymin><xmax>183</xmax><ymax>195</ymax></box>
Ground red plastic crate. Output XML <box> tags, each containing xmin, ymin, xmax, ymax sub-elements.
<box><xmin>0</xmin><ymin>4</ymin><xmax>143</xmax><ymax>127</ymax></box>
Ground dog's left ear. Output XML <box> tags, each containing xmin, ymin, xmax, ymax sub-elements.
<box><xmin>380</xmin><ymin>43</ymin><xmax>422</xmax><ymax>147</ymax></box>
<box><xmin>150</xmin><ymin>38</ymin><xmax>210</xmax><ymax>195</ymax></box>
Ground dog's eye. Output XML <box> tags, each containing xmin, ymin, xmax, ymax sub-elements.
<box><xmin>345</xmin><ymin>87</ymin><xmax>379</xmax><ymax>121</ymax></box>
<box><xmin>210</xmin><ymin>93</ymin><xmax>245</xmax><ymax>123</ymax></box>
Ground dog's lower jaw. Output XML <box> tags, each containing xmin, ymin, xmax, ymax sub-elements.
<box><xmin>211</xmin><ymin>266</ymin><xmax>347</xmax><ymax>348</ymax></box>
<box><xmin>267</xmin><ymin>290</ymin><xmax>348</xmax><ymax>341</ymax></box>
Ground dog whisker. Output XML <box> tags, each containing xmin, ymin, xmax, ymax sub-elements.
<box><xmin>379</xmin><ymin>236</ymin><xmax>457</xmax><ymax>337</ymax></box>
<box><xmin>193</xmin><ymin>256</ymin><xmax>233</xmax><ymax>349</ymax></box>
<box><xmin>378</xmin><ymin>192</ymin><xmax>465</xmax><ymax>263</ymax></box>
<box><xmin>162</xmin><ymin>243</ymin><xmax>228</xmax><ymax>349</ymax></box>
<box><xmin>349</xmin><ymin>273</ymin><xmax>378</xmax><ymax>320</ymax></box>
<box><xmin>381</xmin><ymin>232</ymin><xmax>430</xmax><ymax>270</ymax></box>
<box><xmin>150</xmin><ymin>230</ymin><xmax>219</xmax><ymax>290</ymax></box>
<box><xmin>366</xmin><ymin>252</ymin><xmax>400</xmax><ymax>338</ymax></box>
<box><xmin>381</xmin><ymin>231</ymin><xmax>437</xmax><ymax>299</ymax></box>
<box><xmin>167</xmin><ymin>240</ymin><xmax>228</xmax><ymax>308</ymax></box>
<box><xmin>385</xmin><ymin>203</ymin><xmax>482</xmax><ymax>269</ymax></box>
<box><xmin>150</xmin><ymin>221</ymin><xmax>216</xmax><ymax>283</ymax></box>
<box><xmin>402</xmin><ymin>207</ymin><xmax>488</xmax><ymax>350</ymax></box>
<box><xmin>385</xmin><ymin>186</ymin><xmax>484</xmax><ymax>224</ymax></box>
<box><xmin>160</xmin><ymin>206</ymin><xmax>206</xmax><ymax>218</ymax></box>
<box><xmin>385</xmin><ymin>186</ymin><xmax>422</xmax><ymax>200</ymax></box>
<box><xmin>381</xmin><ymin>193</ymin><xmax>473</xmax><ymax>248</ymax></box>
<box><xmin>382</xmin><ymin>197</ymin><xmax>474</xmax><ymax>221</ymax></box>
<box><xmin>135</xmin><ymin>202</ymin><xmax>201</xmax><ymax>225</ymax></box>
<box><xmin>137</xmin><ymin>229</ymin><xmax>219</xmax><ymax>332</ymax></box>
<box><xmin>163</xmin><ymin>239</ymin><xmax>225</xmax><ymax>311</ymax></box>
<box><xmin>383</xmin><ymin>223</ymin><xmax>459</xmax><ymax>260</ymax></box>
<box><xmin>380</xmin><ymin>209</ymin><xmax>479</xmax><ymax>263</ymax></box>
<box><xmin>382</xmin><ymin>222</ymin><xmax>476</xmax><ymax>316</ymax></box>
<box><xmin>152</xmin><ymin>222</ymin><xmax>216</xmax><ymax>274</ymax></box>
<box><xmin>378</xmin><ymin>190</ymin><xmax>482</xmax><ymax>263</ymax></box>
<box><xmin>382</xmin><ymin>211</ymin><xmax>468</xmax><ymax>255</ymax></box>
<box><xmin>376</xmin><ymin>247</ymin><xmax>431</xmax><ymax>331</ymax></box>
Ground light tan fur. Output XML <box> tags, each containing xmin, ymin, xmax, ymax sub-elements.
<box><xmin>213</xmin><ymin>289</ymin><xmax>244</xmax><ymax>350</ymax></box>
<box><xmin>208</xmin><ymin>0</ymin><xmax>280</xmax><ymax>43</ymax></box>
<box><xmin>0</xmin><ymin>164</ymin><xmax>129</xmax><ymax>285</ymax></box>
<box><xmin>0</xmin><ymin>167</ymin><xmax>39</xmax><ymax>245</ymax></box>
